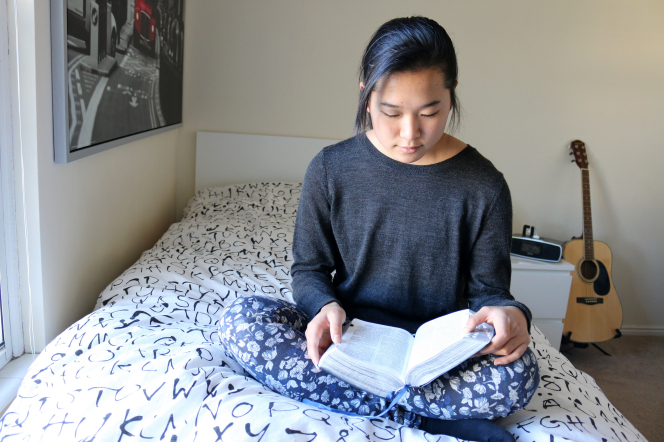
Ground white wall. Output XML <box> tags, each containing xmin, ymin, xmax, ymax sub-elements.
<box><xmin>13</xmin><ymin>1</ymin><xmax>178</xmax><ymax>350</ymax></box>
<box><xmin>177</xmin><ymin>1</ymin><xmax>664</xmax><ymax>332</ymax></box>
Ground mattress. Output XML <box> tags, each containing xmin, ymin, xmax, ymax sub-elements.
<box><xmin>0</xmin><ymin>183</ymin><xmax>647</xmax><ymax>441</ymax></box>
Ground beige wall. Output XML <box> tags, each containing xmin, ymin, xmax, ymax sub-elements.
<box><xmin>14</xmin><ymin>1</ymin><xmax>178</xmax><ymax>350</ymax></box>
<box><xmin>38</xmin><ymin>133</ymin><xmax>177</xmax><ymax>343</ymax></box>
<box><xmin>177</xmin><ymin>1</ymin><xmax>664</xmax><ymax>331</ymax></box>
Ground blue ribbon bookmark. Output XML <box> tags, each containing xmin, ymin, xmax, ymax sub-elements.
<box><xmin>302</xmin><ymin>385</ymin><xmax>409</xmax><ymax>418</ymax></box>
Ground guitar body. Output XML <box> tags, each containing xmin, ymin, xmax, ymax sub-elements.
<box><xmin>562</xmin><ymin>238</ymin><xmax>623</xmax><ymax>343</ymax></box>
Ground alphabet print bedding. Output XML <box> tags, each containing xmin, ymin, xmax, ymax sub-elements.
<box><xmin>0</xmin><ymin>183</ymin><xmax>647</xmax><ymax>441</ymax></box>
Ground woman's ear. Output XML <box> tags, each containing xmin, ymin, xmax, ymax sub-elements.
<box><xmin>361</xmin><ymin>83</ymin><xmax>370</xmax><ymax>112</ymax></box>
<box><xmin>454</xmin><ymin>80</ymin><xmax>458</xmax><ymax>89</ymax></box>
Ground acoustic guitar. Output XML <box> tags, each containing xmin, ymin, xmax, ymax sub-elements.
<box><xmin>562</xmin><ymin>140</ymin><xmax>623</xmax><ymax>343</ymax></box>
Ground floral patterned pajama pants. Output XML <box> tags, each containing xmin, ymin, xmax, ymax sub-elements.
<box><xmin>218</xmin><ymin>295</ymin><xmax>539</xmax><ymax>428</ymax></box>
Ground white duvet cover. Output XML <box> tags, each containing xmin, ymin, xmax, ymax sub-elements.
<box><xmin>0</xmin><ymin>183</ymin><xmax>647</xmax><ymax>441</ymax></box>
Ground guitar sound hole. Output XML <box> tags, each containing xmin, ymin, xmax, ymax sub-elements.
<box><xmin>580</xmin><ymin>260</ymin><xmax>598</xmax><ymax>280</ymax></box>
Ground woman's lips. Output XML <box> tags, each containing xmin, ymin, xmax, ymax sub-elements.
<box><xmin>399</xmin><ymin>145</ymin><xmax>421</xmax><ymax>154</ymax></box>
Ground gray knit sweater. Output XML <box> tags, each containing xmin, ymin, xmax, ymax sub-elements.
<box><xmin>291</xmin><ymin>133</ymin><xmax>531</xmax><ymax>334</ymax></box>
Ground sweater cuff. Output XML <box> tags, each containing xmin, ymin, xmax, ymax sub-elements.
<box><xmin>296</xmin><ymin>292</ymin><xmax>342</xmax><ymax>321</ymax></box>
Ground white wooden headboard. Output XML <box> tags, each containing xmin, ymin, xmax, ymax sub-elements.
<box><xmin>195</xmin><ymin>132</ymin><xmax>341</xmax><ymax>191</ymax></box>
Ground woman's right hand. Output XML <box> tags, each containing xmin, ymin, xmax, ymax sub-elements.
<box><xmin>305</xmin><ymin>302</ymin><xmax>346</xmax><ymax>369</ymax></box>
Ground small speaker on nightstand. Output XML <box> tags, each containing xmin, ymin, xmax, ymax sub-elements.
<box><xmin>511</xmin><ymin>225</ymin><xmax>564</xmax><ymax>262</ymax></box>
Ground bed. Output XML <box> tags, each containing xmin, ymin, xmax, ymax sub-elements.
<box><xmin>0</xmin><ymin>132</ymin><xmax>647</xmax><ymax>441</ymax></box>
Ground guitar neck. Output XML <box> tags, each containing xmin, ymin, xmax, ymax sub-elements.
<box><xmin>581</xmin><ymin>169</ymin><xmax>595</xmax><ymax>260</ymax></box>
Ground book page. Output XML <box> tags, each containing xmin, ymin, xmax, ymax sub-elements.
<box><xmin>337</xmin><ymin>319</ymin><xmax>414</xmax><ymax>377</ymax></box>
<box><xmin>405</xmin><ymin>322</ymin><xmax>494</xmax><ymax>387</ymax></box>
<box><xmin>406</xmin><ymin>309</ymin><xmax>473</xmax><ymax>373</ymax></box>
<box><xmin>318</xmin><ymin>351</ymin><xmax>403</xmax><ymax>397</ymax></box>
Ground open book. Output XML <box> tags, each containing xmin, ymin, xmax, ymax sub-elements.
<box><xmin>318</xmin><ymin>309</ymin><xmax>494</xmax><ymax>397</ymax></box>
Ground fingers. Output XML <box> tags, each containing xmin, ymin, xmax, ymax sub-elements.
<box><xmin>479</xmin><ymin>327</ymin><xmax>511</xmax><ymax>355</ymax></box>
<box><xmin>482</xmin><ymin>334</ymin><xmax>519</xmax><ymax>357</ymax></box>
<box><xmin>468</xmin><ymin>306</ymin><xmax>531</xmax><ymax>363</ymax></box>
<box><xmin>305</xmin><ymin>323</ymin><xmax>322</xmax><ymax>368</ymax></box>
<box><xmin>305</xmin><ymin>319</ymin><xmax>328</xmax><ymax>367</ymax></box>
<box><xmin>462</xmin><ymin>308</ymin><xmax>489</xmax><ymax>334</ymax></box>
<box><xmin>327</xmin><ymin>308</ymin><xmax>345</xmax><ymax>344</ymax></box>
<box><xmin>493</xmin><ymin>341</ymin><xmax>529</xmax><ymax>366</ymax></box>
<box><xmin>305</xmin><ymin>302</ymin><xmax>346</xmax><ymax>369</ymax></box>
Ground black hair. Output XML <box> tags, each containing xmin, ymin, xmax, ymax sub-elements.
<box><xmin>355</xmin><ymin>16</ymin><xmax>461</xmax><ymax>134</ymax></box>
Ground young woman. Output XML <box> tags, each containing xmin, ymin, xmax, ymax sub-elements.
<box><xmin>219</xmin><ymin>16</ymin><xmax>539</xmax><ymax>441</ymax></box>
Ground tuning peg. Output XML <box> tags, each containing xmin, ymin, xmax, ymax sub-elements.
<box><xmin>571</xmin><ymin>159</ymin><xmax>575</xmax><ymax>162</ymax></box>
<box><xmin>569</xmin><ymin>151</ymin><xmax>574</xmax><ymax>155</ymax></box>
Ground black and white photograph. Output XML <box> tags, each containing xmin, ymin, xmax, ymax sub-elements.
<box><xmin>51</xmin><ymin>0</ymin><xmax>184</xmax><ymax>162</ymax></box>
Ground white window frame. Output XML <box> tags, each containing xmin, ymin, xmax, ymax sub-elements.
<box><xmin>0</xmin><ymin>0</ymin><xmax>25</xmax><ymax>370</ymax></box>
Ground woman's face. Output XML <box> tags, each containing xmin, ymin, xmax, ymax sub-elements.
<box><xmin>364</xmin><ymin>67</ymin><xmax>453</xmax><ymax>165</ymax></box>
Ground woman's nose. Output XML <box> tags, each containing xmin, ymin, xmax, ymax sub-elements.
<box><xmin>400</xmin><ymin>115</ymin><xmax>420</xmax><ymax>141</ymax></box>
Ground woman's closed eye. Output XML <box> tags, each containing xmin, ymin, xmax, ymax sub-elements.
<box><xmin>381</xmin><ymin>111</ymin><xmax>440</xmax><ymax>118</ymax></box>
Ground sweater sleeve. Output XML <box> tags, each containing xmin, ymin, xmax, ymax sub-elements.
<box><xmin>291</xmin><ymin>151</ymin><xmax>342</xmax><ymax>320</ymax></box>
<box><xmin>465</xmin><ymin>179</ymin><xmax>533</xmax><ymax>333</ymax></box>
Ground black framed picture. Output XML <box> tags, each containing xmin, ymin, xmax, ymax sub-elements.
<box><xmin>51</xmin><ymin>0</ymin><xmax>184</xmax><ymax>163</ymax></box>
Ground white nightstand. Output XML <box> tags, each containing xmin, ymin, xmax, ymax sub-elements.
<box><xmin>510</xmin><ymin>256</ymin><xmax>574</xmax><ymax>350</ymax></box>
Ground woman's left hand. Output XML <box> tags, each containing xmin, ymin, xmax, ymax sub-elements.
<box><xmin>462</xmin><ymin>306</ymin><xmax>530</xmax><ymax>366</ymax></box>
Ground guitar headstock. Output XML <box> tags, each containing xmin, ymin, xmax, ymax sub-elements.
<box><xmin>569</xmin><ymin>140</ymin><xmax>588</xmax><ymax>169</ymax></box>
